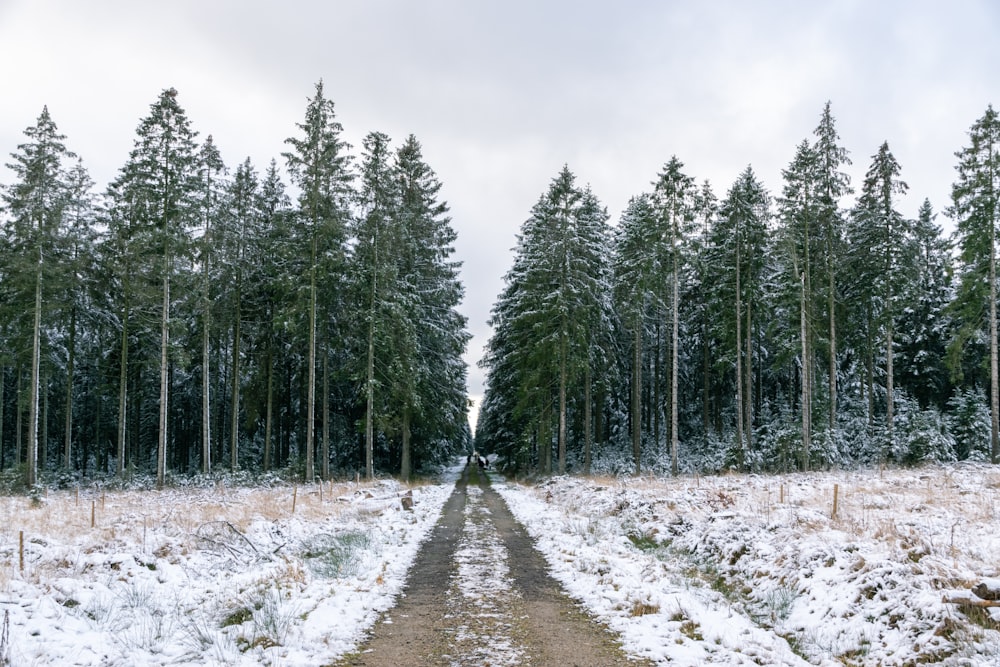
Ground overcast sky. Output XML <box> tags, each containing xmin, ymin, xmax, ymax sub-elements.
<box><xmin>1</xmin><ymin>0</ymin><xmax>997</xmax><ymax>430</ymax></box>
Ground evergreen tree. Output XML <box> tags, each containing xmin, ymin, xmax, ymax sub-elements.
<box><xmin>846</xmin><ymin>141</ymin><xmax>909</xmax><ymax>454</ymax></box>
<box><xmin>948</xmin><ymin>105</ymin><xmax>1000</xmax><ymax>463</ymax></box>
<box><xmin>813</xmin><ymin>102</ymin><xmax>853</xmax><ymax>437</ymax></box>
<box><xmin>652</xmin><ymin>157</ymin><xmax>696</xmax><ymax>475</ymax></box>
<box><xmin>106</xmin><ymin>88</ymin><xmax>200</xmax><ymax>486</ymax></box>
<box><xmin>393</xmin><ymin>135</ymin><xmax>470</xmax><ymax>478</ymax></box>
<box><xmin>612</xmin><ymin>194</ymin><xmax>658</xmax><ymax>474</ymax></box>
<box><xmin>283</xmin><ymin>80</ymin><xmax>354</xmax><ymax>481</ymax></box>
<box><xmin>714</xmin><ymin>166</ymin><xmax>770</xmax><ymax>469</ymax></box>
<box><xmin>196</xmin><ymin>135</ymin><xmax>227</xmax><ymax>473</ymax></box>
<box><xmin>351</xmin><ymin>131</ymin><xmax>400</xmax><ymax>479</ymax></box>
<box><xmin>1</xmin><ymin>106</ymin><xmax>77</xmax><ymax>486</ymax></box>
<box><xmin>775</xmin><ymin>140</ymin><xmax>820</xmax><ymax>468</ymax></box>
<box><xmin>896</xmin><ymin>200</ymin><xmax>953</xmax><ymax>409</ymax></box>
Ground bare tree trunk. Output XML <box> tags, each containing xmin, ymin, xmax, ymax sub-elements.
<box><xmin>991</xmin><ymin>221</ymin><xmax>999</xmax><ymax>463</ymax></box>
<box><xmin>0</xmin><ymin>367</ymin><xmax>5</xmax><ymax>470</ymax></box>
<box><xmin>558</xmin><ymin>335</ymin><xmax>567</xmax><ymax>475</ymax></box>
<box><xmin>365</xmin><ymin>264</ymin><xmax>376</xmax><ymax>482</ymax></box>
<box><xmin>321</xmin><ymin>338</ymin><xmax>330</xmax><ymax>480</ymax></box>
<box><xmin>632</xmin><ymin>323</ymin><xmax>642</xmax><ymax>475</ymax></box>
<box><xmin>670</xmin><ymin>234</ymin><xmax>680</xmax><ymax>477</ymax></box>
<box><xmin>156</xmin><ymin>270</ymin><xmax>170</xmax><ymax>489</ymax></box>
<box><xmin>401</xmin><ymin>406</ymin><xmax>411</xmax><ymax>482</ymax></box>
<box><xmin>26</xmin><ymin>254</ymin><xmax>42</xmax><ymax>487</ymax></box>
<box><xmin>117</xmin><ymin>304</ymin><xmax>128</xmax><ymax>477</ymax></box>
<box><xmin>745</xmin><ymin>301</ymin><xmax>754</xmax><ymax>457</ymax></box>
<box><xmin>829</xmin><ymin>269</ymin><xmax>837</xmax><ymax>436</ymax></box>
<box><xmin>306</xmin><ymin>238</ymin><xmax>317</xmax><ymax>483</ymax></box>
<box><xmin>800</xmin><ymin>269</ymin><xmax>811</xmax><ymax>471</ymax></box>
<box><xmin>202</xmin><ymin>278</ymin><xmax>211</xmax><ymax>474</ymax></box>
<box><xmin>63</xmin><ymin>308</ymin><xmax>76</xmax><ymax>470</ymax></box>
<box><xmin>735</xmin><ymin>239</ymin><xmax>744</xmax><ymax>470</ymax></box>
<box><xmin>263</xmin><ymin>347</ymin><xmax>274</xmax><ymax>471</ymax></box>
<box><xmin>584</xmin><ymin>363</ymin><xmax>592</xmax><ymax>475</ymax></box>
<box><xmin>230</xmin><ymin>308</ymin><xmax>241</xmax><ymax>470</ymax></box>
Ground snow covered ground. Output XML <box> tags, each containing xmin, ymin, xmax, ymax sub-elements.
<box><xmin>0</xmin><ymin>469</ymin><xmax>458</xmax><ymax>666</ymax></box>
<box><xmin>495</xmin><ymin>463</ymin><xmax>1000</xmax><ymax>666</ymax></box>
<box><xmin>2</xmin><ymin>461</ymin><xmax>999</xmax><ymax>666</ymax></box>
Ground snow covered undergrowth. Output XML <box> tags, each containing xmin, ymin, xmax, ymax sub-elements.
<box><xmin>494</xmin><ymin>463</ymin><xmax>1000</xmax><ymax>666</ymax></box>
<box><xmin>0</xmin><ymin>469</ymin><xmax>457</xmax><ymax>666</ymax></box>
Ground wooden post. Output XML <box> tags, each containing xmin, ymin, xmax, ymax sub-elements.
<box><xmin>832</xmin><ymin>484</ymin><xmax>840</xmax><ymax>519</ymax></box>
<box><xmin>292</xmin><ymin>485</ymin><xmax>298</xmax><ymax>513</ymax></box>
<box><xmin>91</xmin><ymin>500</ymin><xmax>96</xmax><ymax>528</ymax></box>
<box><xmin>319</xmin><ymin>481</ymin><xmax>323</xmax><ymax>503</ymax></box>
<box><xmin>779</xmin><ymin>484</ymin><xmax>785</xmax><ymax>504</ymax></box>
<box><xmin>75</xmin><ymin>485</ymin><xmax>79</xmax><ymax>506</ymax></box>
<box><xmin>19</xmin><ymin>531</ymin><xmax>24</xmax><ymax>572</ymax></box>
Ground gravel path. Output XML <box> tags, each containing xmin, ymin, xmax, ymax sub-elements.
<box><xmin>336</xmin><ymin>465</ymin><xmax>651</xmax><ymax>666</ymax></box>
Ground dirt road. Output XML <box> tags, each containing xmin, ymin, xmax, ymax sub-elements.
<box><xmin>335</xmin><ymin>465</ymin><xmax>651</xmax><ymax>666</ymax></box>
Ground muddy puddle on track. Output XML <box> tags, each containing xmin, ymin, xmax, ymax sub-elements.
<box><xmin>335</xmin><ymin>466</ymin><xmax>652</xmax><ymax>667</ymax></box>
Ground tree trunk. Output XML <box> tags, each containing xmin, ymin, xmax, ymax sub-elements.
<box><xmin>157</xmin><ymin>270</ymin><xmax>170</xmax><ymax>489</ymax></box>
<box><xmin>27</xmin><ymin>254</ymin><xmax>42</xmax><ymax>487</ymax></box>
<box><xmin>735</xmin><ymin>238</ymin><xmax>744</xmax><ymax>470</ymax></box>
<box><xmin>584</xmin><ymin>363</ymin><xmax>592</xmax><ymax>475</ymax></box>
<box><xmin>401</xmin><ymin>406</ymin><xmax>411</xmax><ymax>482</ymax></box>
<box><xmin>670</xmin><ymin>233</ymin><xmax>680</xmax><ymax>477</ymax></box>
<box><xmin>202</xmin><ymin>273</ymin><xmax>211</xmax><ymax>474</ymax></box>
<box><xmin>230</xmin><ymin>303</ymin><xmax>241</xmax><ymax>470</ymax></box>
<box><xmin>886</xmin><ymin>309</ymin><xmax>895</xmax><ymax>452</ymax></box>
<box><xmin>306</xmin><ymin>237</ymin><xmax>317</xmax><ymax>483</ymax></box>
<box><xmin>745</xmin><ymin>300</ymin><xmax>754</xmax><ymax>456</ymax></box>
<box><xmin>117</xmin><ymin>304</ymin><xmax>128</xmax><ymax>477</ymax></box>
<box><xmin>365</xmin><ymin>270</ymin><xmax>376</xmax><ymax>482</ymax></box>
<box><xmin>991</xmin><ymin>219</ymin><xmax>999</xmax><ymax>463</ymax></box>
<box><xmin>632</xmin><ymin>322</ymin><xmax>642</xmax><ymax>475</ymax></box>
<box><xmin>264</xmin><ymin>347</ymin><xmax>274</xmax><ymax>471</ymax></box>
<box><xmin>800</xmin><ymin>269</ymin><xmax>811</xmax><ymax>471</ymax></box>
<box><xmin>322</xmin><ymin>337</ymin><xmax>330</xmax><ymax>480</ymax></box>
<box><xmin>558</xmin><ymin>334</ymin><xmax>567</xmax><ymax>475</ymax></box>
<box><xmin>0</xmin><ymin>367</ymin><xmax>5</xmax><ymax>470</ymax></box>
<box><xmin>829</xmin><ymin>268</ymin><xmax>837</xmax><ymax>435</ymax></box>
<box><xmin>64</xmin><ymin>307</ymin><xmax>76</xmax><ymax>470</ymax></box>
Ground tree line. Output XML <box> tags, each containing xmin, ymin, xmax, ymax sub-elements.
<box><xmin>0</xmin><ymin>81</ymin><xmax>471</xmax><ymax>488</ymax></box>
<box><xmin>477</xmin><ymin>102</ymin><xmax>1000</xmax><ymax>475</ymax></box>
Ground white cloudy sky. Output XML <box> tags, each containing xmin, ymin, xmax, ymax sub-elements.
<box><xmin>1</xmin><ymin>0</ymin><xmax>997</xmax><ymax>428</ymax></box>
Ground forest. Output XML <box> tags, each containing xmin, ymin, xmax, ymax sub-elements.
<box><xmin>476</xmin><ymin>102</ymin><xmax>1000</xmax><ymax>476</ymax></box>
<box><xmin>0</xmin><ymin>81</ymin><xmax>472</xmax><ymax>489</ymax></box>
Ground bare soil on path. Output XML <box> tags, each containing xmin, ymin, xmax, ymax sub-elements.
<box><xmin>335</xmin><ymin>466</ymin><xmax>652</xmax><ymax>666</ymax></box>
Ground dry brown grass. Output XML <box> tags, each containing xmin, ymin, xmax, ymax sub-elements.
<box><xmin>0</xmin><ymin>478</ymin><xmax>415</xmax><ymax>589</ymax></box>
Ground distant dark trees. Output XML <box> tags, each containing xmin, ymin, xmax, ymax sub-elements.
<box><xmin>478</xmin><ymin>102</ymin><xmax>999</xmax><ymax>474</ymax></box>
<box><xmin>0</xmin><ymin>82</ymin><xmax>471</xmax><ymax>487</ymax></box>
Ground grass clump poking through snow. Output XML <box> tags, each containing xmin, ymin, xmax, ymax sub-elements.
<box><xmin>301</xmin><ymin>530</ymin><xmax>377</xmax><ymax>577</ymax></box>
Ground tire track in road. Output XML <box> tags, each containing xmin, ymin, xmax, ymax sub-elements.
<box><xmin>337</xmin><ymin>466</ymin><xmax>650</xmax><ymax>666</ymax></box>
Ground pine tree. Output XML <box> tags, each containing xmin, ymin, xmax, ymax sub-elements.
<box><xmin>776</xmin><ymin>140</ymin><xmax>820</xmax><ymax>469</ymax></box>
<box><xmin>652</xmin><ymin>157</ymin><xmax>696</xmax><ymax>475</ymax></box>
<box><xmin>393</xmin><ymin>135</ymin><xmax>470</xmax><ymax>478</ymax></box>
<box><xmin>59</xmin><ymin>158</ymin><xmax>98</xmax><ymax>471</ymax></box>
<box><xmin>1</xmin><ymin>106</ymin><xmax>77</xmax><ymax>486</ymax></box>
<box><xmin>896</xmin><ymin>200</ymin><xmax>953</xmax><ymax>409</ymax></box>
<box><xmin>106</xmin><ymin>88</ymin><xmax>200</xmax><ymax>486</ymax></box>
<box><xmin>847</xmin><ymin>142</ymin><xmax>909</xmax><ymax>454</ymax></box>
<box><xmin>352</xmin><ymin>131</ymin><xmax>400</xmax><ymax>480</ymax></box>
<box><xmin>196</xmin><ymin>136</ymin><xmax>226</xmax><ymax>473</ymax></box>
<box><xmin>949</xmin><ymin>105</ymin><xmax>1000</xmax><ymax>464</ymax></box>
<box><xmin>283</xmin><ymin>80</ymin><xmax>353</xmax><ymax>481</ymax></box>
<box><xmin>612</xmin><ymin>194</ymin><xmax>658</xmax><ymax>474</ymax></box>
<box><xmin>715</xmin><ymin>166</ymin><xmax>770</xmax><ymax>469</ymax></box>
<box><xmin>813</xmin><ymin>102</ymin><xmax>853</xmax><ymax>437</ymax></box>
